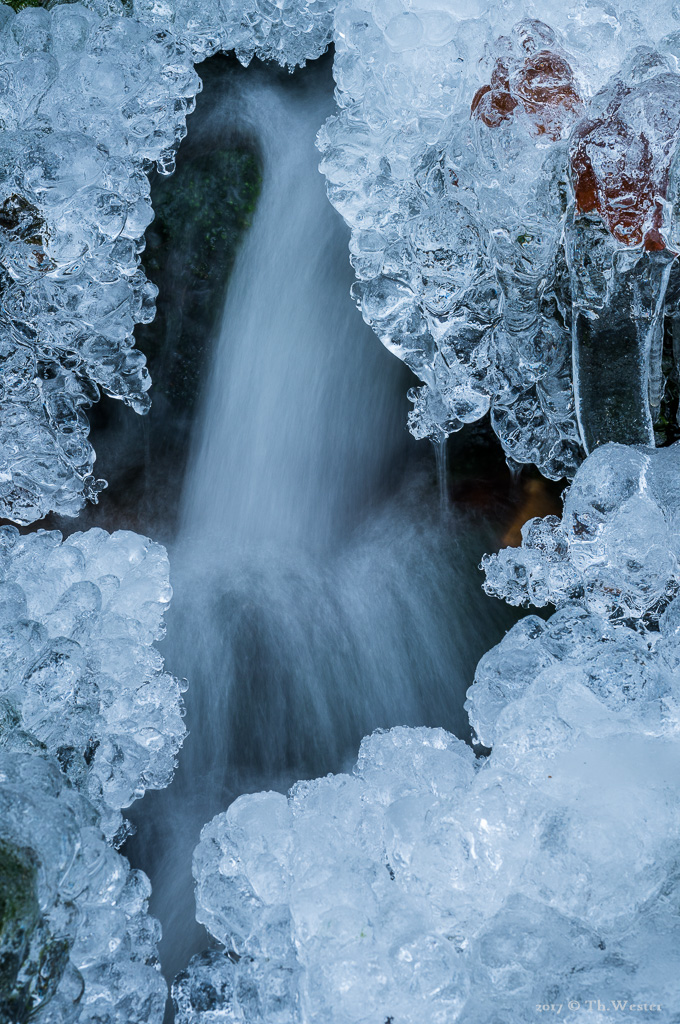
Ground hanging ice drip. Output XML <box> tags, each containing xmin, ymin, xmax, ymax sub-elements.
<box><xmin>567</xmin><ymin>52</ymin><xmax>680</xmax><ymax>451</ymax></box>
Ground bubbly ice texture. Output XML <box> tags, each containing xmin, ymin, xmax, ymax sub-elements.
<box><xmin>482</xmin><ymin>441</ymin><xmax>680</xmax><ymax>625</ymax></box>
<box><xmin>0</xmin><ymin>749</ymin><xmax>166</xmax><ymax>1024</ymax></box>
<box><xmin>174</xmin><ymin>694</ymin><xmax>680</xmax><ymax>1022</ymax></box>
<box><xmin>0</xmin><ymin>524</ymin><xmax>184</xmax><ymax>845</ymax></box>
<box><xmin>0</xmin><ymin>0</ymin><xmax>332</xmax><ymax>524</ymax></box>
<box><xmin>0</xmin><ymin>2</ymin><xmax>200</xmax><ymax>522</ymax></box>
<box><xmin>173</xmin><ymin>436</ymin><xmax>680</xmax><ymax>1021</ymax></box>
<box><xmin>319</xmin><ymin>0</ymin><xmax>680</xmax><ymax>477</ymax></box>
<box><xmin>131</xmin><ymin>0</ymin><xmax>334</xmax><ymax>67</ymax></box>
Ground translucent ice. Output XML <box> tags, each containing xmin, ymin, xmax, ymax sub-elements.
<box><xmin>175</xmin><ymin>698</ymin><xmax>680</xmax><ymax>1022</ymax></box>
<box><xmin>0</xmin><ymin>524</ymin><xmax>184</xmax><ymax>845</ymax></box>
<box><xmin>173</xmin><ymin>434</ymin><xmax>680</xmax><ymax>1022</ymax></box>
<box><xmin>482</xmin><ymin>441</ymin><xmax>680</xmax><ymax>625</ymax></box>
<box><xmin>132</xmin><ymin>0</ymin><xmax>334</xmax><ymax>67</ymax></box>
<box><xmin>0</xmin><ymin>749</ymin><xmax>166</xmax><ymax>1024</ymax></box>
<box><xmin>567</xmin><ymin>55</ymin><xmax>680</xmax><ymax>449</ymax></box>
<box><xmin>0</xmin><ymin>2</ymin><xmax>201</xmax><ymax>522</ymax></box>
<box><xmin>320</xmin><ymin>0</ymin><xmax>680</xmax><ymax>475</ymax></box>
<box><xmin>0</xmin><ymin>0</ymin><xmax>331</xmax><ymax>524</ymax></box>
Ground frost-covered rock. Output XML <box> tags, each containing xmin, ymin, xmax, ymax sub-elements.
<box><xmin>0</xmin><ymin>524</ymin><xmax>184</xmax><ymax>845</ymax></box>
<box><xmin>0</xmin><ymin>749</ymin><xmax>166</xmax><ymax>1024</ymax></box>
<box><xmin>0</xmin><ymin>0</ymin><xmax>332</xmax><ymax>525</ymax></box>
<box><xmin>482</xmin><ymin>441</ymin><xmax>680</xmax><ymax>624</ymax></box>
<box><xmin>320</xmin><ymin>0</ymin><xmax>680</xmax><ymax>477</ymax></box>
<box><xmin>175</xmin><ymin>695</ymin><xmax>680</xmax><ymax>1022</ymax></box>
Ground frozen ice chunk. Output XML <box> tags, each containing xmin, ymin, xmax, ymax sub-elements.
<box><xmin>0</xmin><ymin>749</ymin><xmax>166</xmax><ymax>1024</ymax></box>
<box><xmin>0</xmin><ymin>3</ymin><xmax>201</xmax><ymax>522</ymax></box>
<box><xmin>0</xmin><ymin>0</ymin><xmax>330</xmax><ymax>524</ymax></box>
<box><xmin>321</xmin><ymin>1</ymin><xmax>680</xmax><ymax>475</ymax></box>
<box><xmin>0</xmin><ymin>524</ymin><xmax>185</xmax><ymax>845</ymax></box>
<box><xmin>468</xmin><ymin>602</ymin><xmax>669</xmax><ymax>748</ymax></box>
<box><xmin>177</xmin><ymin>728</ymin><xmax>476</xmax><ymax>1024</ymax></box>
<box><xmin>483</xmin><ymin>442</ymin><xmax>680</xmax><ymax>625</ymax></box>
<box><xmin>176</xmin><ymin>700</ymin><xmax>680</xmax><ymax>1022</ymax></box>
<box><xmin>134</xmin><ymin>0</ymin><xmax>333</xmax><ymax>66</ymax></box>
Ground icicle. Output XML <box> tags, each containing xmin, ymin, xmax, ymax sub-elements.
<box><xmin>432</xmin><ymin>435</ymin><xmax>449</xmax><ymax>517</ymax></box>
<box><xmin>566</xmin><ymin>211</ymin><xmax>674</xmax><ymax>451</ymax></box>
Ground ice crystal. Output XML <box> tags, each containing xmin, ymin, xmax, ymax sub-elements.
<box><xmin>0</xmin><ymin>750</ymin><xmax>166</xmax><ymax>1024</ymax></box>
<box><xmin>320</xmin><ymin>0</ymin><xmax>680</xmax><ymax>476</ymax></box>
<box><xmin>0</xmin><ymin>524</ymin><xmax>184</xmax><ymax>845</ymax></box>
<box><xmin>482</xmin><ymin>441</ymin><xmax>680</xmax><ymax>625</ymax></box>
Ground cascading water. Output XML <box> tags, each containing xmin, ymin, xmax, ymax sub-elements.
<box><xmin>126</xmin><ymin>60</ymin><xmax>517</xmax><ymax>993</ymax></box>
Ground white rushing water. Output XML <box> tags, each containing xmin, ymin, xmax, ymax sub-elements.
<box><xmin>126</xmin><ymin>60</ymin><xmax>515</xmax><ymax>995</ymax></box>
<box><xmin>179</xmin><ymin>73</ymin><xmax>407</xmax><ymax>551</ymax></box>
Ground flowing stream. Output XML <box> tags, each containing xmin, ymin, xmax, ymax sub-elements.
<box><xmin>126</xmin><ymin>60</ymin><xmax>516</xmax><ymax>1000</ymax></box>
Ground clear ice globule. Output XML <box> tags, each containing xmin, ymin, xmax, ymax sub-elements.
<box><xmin>320</xmin><ymin>0</ymin><xmax>680</xmax><ymax>476</ymax></box>
<box><xmin>0</xmin><ymin>750</ymin><xmax>166</xmax><ymax>1024</ymax></box>
<box><xmin>482</xmin><ymin>441</ymin><xmax>680</xmax><ymax>626</ymax></box>
<box><xmin>0</xmin><ymin>0</ymin><xmax>333</xmax><ymax>525</ymax></box>
<box><xmin>0</xmin><ymin>524</ymin><xmax>185</xmax><ymax>846</ymax></box>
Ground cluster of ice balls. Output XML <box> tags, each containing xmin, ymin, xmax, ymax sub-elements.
<box><xmin>170</xmin><ymin>437</ymin><xmax>680</xmax><ymax>1022</ymax></box>
<box><xmin>175</xmin><ymin>707</ymin><xmax>680</xmax><ymax>1022</ymax></box>
<box><xmin>0</xmin><ymin>1</ymin><xmax>202</xmax><ymax>523</ymax></box>
<box><xmin>0</xmin><ymin>524</ymin><xmax>185</xmax><ymax>846</ymax></box>
<box><xmin>130</xmin><ymin>0</ymin><xmax>334</xmax><ymax>67</ymax></box>
<box><xmin>319</xmin><ymin>0</ymin><xmax>680</xmax><ymax>478</ymax></box>
<box><xmin>482</xmin><ymin>442</ymin><xmax>680</xmax><ymax>625</ymax></box>
<box><xmin>0</xmin><ymin>0</ymin><xmax>333</xmax><ymax>526</ymax></box>
<box><xmin>0</xmin><ymin>751</ymin><xmax>166</xmax><ymax>1024</ymax></box>
<box><xmin>0</xmin><ymin>525</ymin><xmax>183</xmax><ymax>1020</ymax></box>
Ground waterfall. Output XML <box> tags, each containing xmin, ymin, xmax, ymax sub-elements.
<box><xmin>125</xmin><ymin>59</ymin><xmax>515</xmax><ymax>993</ymax></box>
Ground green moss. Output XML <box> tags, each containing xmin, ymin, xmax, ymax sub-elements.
<box><xmin>0</xmin><ymin>840</ymin><xmax>40</xmax><ymax>1023</ymax></box>
<box><xmin>0</xmin><ymin>837</ymin><xmax>73</xmax><ymax>1023</ymax></box>
<box><xmin>136</xmin><ymin>144</ymin><xmax>262</xmax><ymax>409</ymax></box>
<box><xmin>4</xmin><ymin>1</ymin><xmax>43</xmax><ymax>10</ymax></box>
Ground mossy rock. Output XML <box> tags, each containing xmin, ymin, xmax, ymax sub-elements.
<box><xmin>0</xmin><ymin>839</ymin><xmax>40</xmax><ymax>1022</ymax></box>
<box><xmin>0</xmin><ymin>839</ymin><xmax>71</xmax><ymax>1023</ymax></box>
<box><xmin>4</xmin><ymin>2</ymin><xmax>42</xmax><ymax>11</ymax></box>
<box><xmin>137</xmin><ymin>139</ymin><xmax>262</xmax><ymax>410</ymax></box>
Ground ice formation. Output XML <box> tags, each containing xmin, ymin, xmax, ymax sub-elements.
<box><xmin>0</xmin><ymin>524</ymin><xmax>184</xmax><ymax>845</ymax></box>
<box><xmin>0</xmin><ymin>2</ymin><xmax>200</xmax><ymax>522</ymax></box>
<box><xmin>131</xmin><ymin>0</ymin><xmax>334</xmax><ymax>67</ymax></box>
<box><xmin>171</xmin><ymin>438</ymin><xmax>680</xmax><ymax>1022</ymax></box>
<box><xmin>0</xmin><ymin>749</ymin><xmax>166</xmax><ymax>1024</ymax></box>
<box><xmin>482</xmin><ymin>441</ymin><xmax>680</xmax><ymax>624</ymax></box>
<box><xmin>320</xmin><ymin>0</ymin><xmax>680</xmax><ymax>477</ymax></box>
<box><xmin>0</xmin><ymin>0</ymin><xmax>332</xmax><ymax>524</ymax></box>
<box><xmin>174</xmin><ymin>708</ymin><xmax>680</xmax><ymax>1022</ymax></box>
